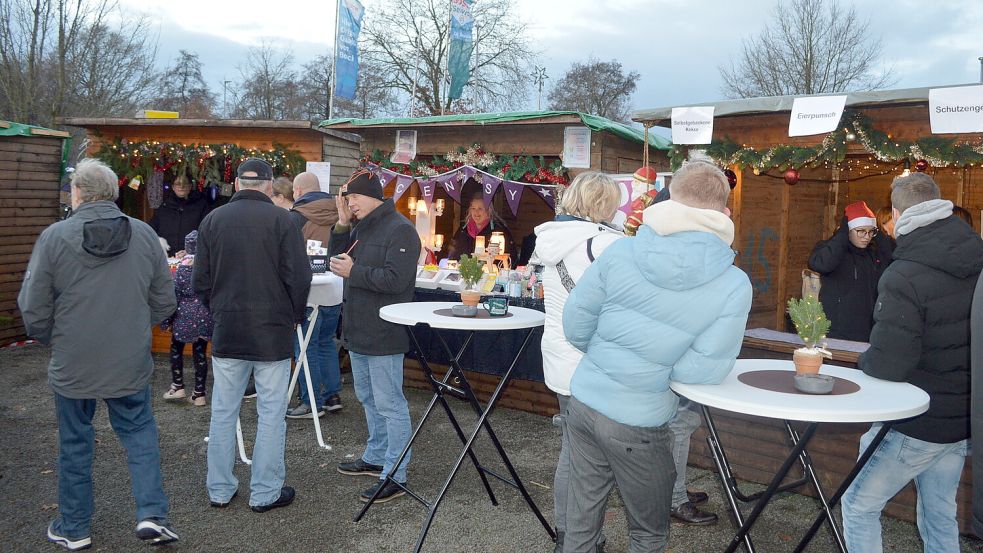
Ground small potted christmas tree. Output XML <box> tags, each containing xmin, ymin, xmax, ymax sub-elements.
<box><xmin>457</xmin><ymin>254</ymin><xmax>484</xmax><ymax>307</ymax></box>
<box><xmin>786</xmin><ymin>295</ymin><xmax>831</xmax><ymax>376</ymax></box>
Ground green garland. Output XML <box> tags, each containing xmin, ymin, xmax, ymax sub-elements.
<box><xmin>669</xmin><ymin>111</ymin><xmax>983</xmax><ymax>171</ymax></box>
<box><xmin>364</xmin><ymin>143</ymin><xmax>569</xmax><ymax>185</ymax></box>
<box><xmin>94</xmin><ymin>138</ymin><xmax>307</xmax><ymax>185</ymax></box>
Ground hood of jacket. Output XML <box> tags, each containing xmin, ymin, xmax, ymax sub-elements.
<box><xmin>292</xmin><ymin>193</ymin><xmax>338</xmax><ymax>226</ymax></box>
<box><xmin>632</xmin><ymin>223</ymin><xmax>737</xmax><ymax>292</ymax></box>
<box><xmin>894</xmin><ymin>213</ymin><xmax>983</xmax><ymax>279</ymax></box>
<box><xmin>533</xmin><ymin>216</ymin><xmax>623</xmax><ymax>265</ymax></box>
<box><xmin>71</xmin><ymin>201</ymin><xmax>132</xmax><ymax>267</ymax></box>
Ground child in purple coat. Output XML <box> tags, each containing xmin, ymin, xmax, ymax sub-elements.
<box><xmin>161</xmin><ymin>230</ymin><xmax>214</xmax><ymax>405</ymax></box>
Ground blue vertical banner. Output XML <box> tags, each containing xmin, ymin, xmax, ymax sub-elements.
<box><xmin>447</xmin><ymin>0</ymin><xmax>475</xmax><ymax>100</ymax></box>
<box><xmin>334</xmin><ymin>0</ymin><xmax>364</xmax><ymax>100</ymax></box>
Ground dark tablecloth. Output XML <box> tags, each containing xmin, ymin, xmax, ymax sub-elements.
<box><xmin>409</xmin><ymin>288</ymin><xmax>545</xmax><ymax>381</ymax></box>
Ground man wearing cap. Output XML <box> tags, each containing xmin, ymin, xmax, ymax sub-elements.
<box><xmin>194</xmin><ymin>158</ymin><xmax>311</xmax><ymax>513</ymax></box>
<box><xmin>329</xmin><ymin>169</ymin><xmax>421</xmax><ymax>503</ymax></box>
<box><xmin>808</xmin><ymin>200</ymin><xmax>893</xmax><ymax>342</ymax></box>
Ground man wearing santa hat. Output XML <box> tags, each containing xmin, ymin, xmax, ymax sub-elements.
<box><xmin>808</xmin><ymin>200</ymin><xmax>894</xmax><ymax>342</ymax></box>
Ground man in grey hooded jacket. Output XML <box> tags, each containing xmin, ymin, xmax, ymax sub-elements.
<box><xmin>18</xmin><ymin>158</ymin><xmax>179</xmax><ymax>551</ymax></box>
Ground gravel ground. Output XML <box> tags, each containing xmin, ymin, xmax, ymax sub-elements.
<box><xmin>2</xmin><ymin>343</ymin><xmax>982</xmax><ymax>552</ymax></box>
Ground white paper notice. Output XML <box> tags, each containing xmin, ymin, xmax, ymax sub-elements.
<box><xmin>305</xmin><ymin>162</ymin><xmax>332</xmax><ymax>193</ymax></box>
<box><xmin>930</xmin><ymin>85</ymin><xmax>983</xmax><ymax>134</ymax></box>
<box><xmin>391</xmin><ymin>130</ymin><xmax>417</xmax><ymax>164</ymax></box>
<box><xmin>562</xmin><ymin>126</ymin><xmax>592</xmax><ymax>168</ymax></box>
<box><xmin>788</xmin><ymin>95</ymin><xmax>847</xmax><ymax>137</ymax></box>
<box><xmin>671</xmin><ymin>107</ymin><xmax>714</xmax><ymax>145</ymax></box>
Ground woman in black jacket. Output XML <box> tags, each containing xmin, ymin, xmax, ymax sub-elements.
<box><xmin>150</xmin><ymin>175</ymin><xmax>209</xmax><ymax>256</ymax></box>
<box><xmin>808</xmin><ymin>201</ymin><xmax>893</xmax><ymax>342</ymax></box>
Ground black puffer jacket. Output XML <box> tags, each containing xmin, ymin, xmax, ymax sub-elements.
<box><xmin>808</xmin><ymin>219</ymin><xmax>893</xmax><ymax>341</ymax></box>
<box><xmin>970</xmin><ymin>271</ymin><xmax>983</xmax><ymax>534</ymax></box>
<box><xmin>859</xmin><ymin>214</ymin><xmax>983</xmax><ymax>443</ymax></box>
<box><xmin>193</xmin><ymin>189</ymin><xmax>311</xmax><ymax>361</ymax></box>
<box><xmin>150</xmin><ymin>191</ymin><xmax>209</xmax><ymax>256</ymax></box>
<box><xmin>329</xmin><ymin>199</ymin><xmax>421</xmax><ymax>355</ymax></box>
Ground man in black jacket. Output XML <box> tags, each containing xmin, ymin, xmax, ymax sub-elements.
<box><xmin>841</xmin><ymin>173</ymin><xmax>983</xmax><ymax>553</ymax></box>
<box><xmin>808</xmin><ymin>200</ymin><xmax>893</xmax><ymax>342</ymax></box>
<box><xmin>193</xmin><ymin>158</ymin><xmax>311</xmax><ymax>513</ymax></box>
<box><xmin>150</xmin><ymin>174</ymin><xmax>209</xmax><ymax>256</ymax></box>
<box><xmin>329</xmin><ymin>170</ymin><xmax>421</xmax><ymax>503</ymax></box>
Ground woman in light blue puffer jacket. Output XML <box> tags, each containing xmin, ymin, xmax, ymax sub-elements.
<box><xmin>560</xmin><ymin>161</ymin><xmax>752</xmax><ymax>553</ymax></box>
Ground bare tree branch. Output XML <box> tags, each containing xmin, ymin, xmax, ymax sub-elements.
<box><xmin>719</xmin><ymin>0</ymin><xmax>895</xmax><ymax>98</ymax></box>
<box><xmin>547</xmin><ymin>57</ymin><xmax>639</xmax><ymax>122</ymax></box>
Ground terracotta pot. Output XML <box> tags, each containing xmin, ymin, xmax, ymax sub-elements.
<box><xmin>793</xmin><ymin>348</ymin><xmax>823</xmax><ymax>375</ymax></box>
<box><xmin>460</xmin><ymin>289</ymin><xmax>481</xmax><ymax>307</ymax></box>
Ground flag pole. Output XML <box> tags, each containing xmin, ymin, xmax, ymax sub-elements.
<box><xmin>441</xmin><ymin>2</ymin><xmax>452</xmax><ymax>115</ymax></box>
<box><xmin>328</xmin><ymin>0</ymin><xmax>342</xmax><ymax>121</ymax></box>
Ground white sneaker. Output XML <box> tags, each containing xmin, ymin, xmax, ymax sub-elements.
<box><xmin>163</xmin><ymin>385</ymin><xmax>186</xmax><ymax>400</ymax></box>
<box><xmin>47</xmin><ymin>521</ymin><xmax>92</xmax><ymax>551</ymax></box>
<box><xmin>135</xmin><ymin>519</ymin><xmax>179</xmax><ymax>545</ymax></box>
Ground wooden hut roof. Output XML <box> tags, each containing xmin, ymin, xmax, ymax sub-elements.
<box><xmin>631</xmin><ymin>83</ymin><xmax>983</xmax><ymax>125</ymax></box>
<box><xmin>320</xmin><ymin>111</ymin><xmax>672</xmax><ymax>150</ymax></box>
<box><xmin>57</xmin><ymin>118</ymin><xmax>360</xmax><ymax>143</ymax></box>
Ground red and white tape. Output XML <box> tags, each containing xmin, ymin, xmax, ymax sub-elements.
<box><xmin>1</xmin><ymin>339</ymin><xmax>37</xmax><ymax>349</ymax></box>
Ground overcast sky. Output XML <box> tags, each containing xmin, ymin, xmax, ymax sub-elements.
<box><xmin>124</xmin><ymin>0</ymin><xmax>983</xmax><ymax>118</ymax></box>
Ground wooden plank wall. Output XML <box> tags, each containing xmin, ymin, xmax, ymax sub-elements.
<box><xmin>321</xmin><ymin>133</ymin><xmax>362</xmax><ymax>194</ymax></box>
<box><xmin>0</xmin><ymin>136</ymin><xmax>63</xmax><ymax>343</ymax></box>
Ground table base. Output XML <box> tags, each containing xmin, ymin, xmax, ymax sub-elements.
<box><xmin>353</xmin><ymin>324</ymin><xmax>555</xmax><ymax>552</ymax></box>
<box><xmin>701</xmin><ymin>405</ymin><xmax>891</xmax><ymax>553</ymax></box>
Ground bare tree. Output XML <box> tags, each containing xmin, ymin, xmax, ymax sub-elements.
<box><xmin>0</xmin><ymin>0</ymin><xmax>157</xmax><ymax>126</ymax></box>
<box><xmin>152</xmin><ymin>50</ymin><xmax>215</xmax><ymax>118</ymax></box>
<box><xmin>547</xmin><ymin>57</ymin><xmax>639</xmax><ymax>122</ymax></box>
<box><xmin>719</xmin><ymin>0</ymin><xmax>894</xmax><ymax>98</ymax></box>
<box><xmin>231</xmin><ymin>40</ymin><xmax>299</xmax><ymax>119</ymax></box>
<box><xmin>361</xmin><ymin>0</ymin><xmax>538</xmax><ymax>115</ymax></box>
<box><xmin>297</xmin><ymin>54</ymin><xmax>401</xmax><ymax>121</ymax></box>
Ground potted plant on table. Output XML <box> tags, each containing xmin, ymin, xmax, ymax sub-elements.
<box><xmin>457</xmin><ymin>254</ymin><xmax>484</xmax><ymax>307</ymax></box>
<box><xmin>786</xmin><ymin>295</ymin><xmax>832</xmax><ymax>376</ymax></box>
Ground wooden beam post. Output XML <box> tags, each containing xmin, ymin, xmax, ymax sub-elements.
<box><xmin>775</xmin><ymin>180</ymin><xmax>791</xmax><ymax>330</ymax></box>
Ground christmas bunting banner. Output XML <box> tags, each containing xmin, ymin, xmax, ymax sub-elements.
<box><xmin>502</xmin><ymin>179</ymin><xmax>524</xmax><ymax>216</ymax></box>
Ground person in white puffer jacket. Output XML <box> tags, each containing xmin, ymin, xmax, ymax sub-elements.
<box><xmin>531</xmin><ymin>171</ymin><xmax>624</xmax><ymax>553</ymax></box>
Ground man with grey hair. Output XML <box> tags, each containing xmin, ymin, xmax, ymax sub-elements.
<box><xmin>194</xmin><ymin>158</ymin><xmax>311</xmax><ymax>513</ymax></box>
<box><xmin>19</xmin><ymin>158</ymin><xmax>180</xmax><ymax>550</ymax></box>
<box><xmin>842</xmin><ymin>172</ymin><xmax>983</xmax><ymax>553</ymax></box>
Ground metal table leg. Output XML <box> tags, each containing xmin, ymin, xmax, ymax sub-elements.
<box><xmin>792</xmin><ymin>423</ymin><xmax>893</xmax><ymax>553</ymax></box>
<box><xmin>286</xmin><ymin>306</ymin><xmax>331</xmax><ymax>450</ymax></box>
<box><xmin>355</xmin><ymin>324</ymin><xmax>555</xmax><ymax>553</ymax></box>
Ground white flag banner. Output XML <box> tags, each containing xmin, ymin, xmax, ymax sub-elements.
<box><xmin>788</xmin><ymin>95</ymin><xmax>847</xmax><ymax>137</ymax></box>
<box><xmin>671</xmin><ymin>107</ymin><xmax>714</xmax><ymax>145</ymax></box>
<box><xmin>929</xmin><ymin>85</ymin><xmax>983</xmax><ymax>134</ymax></box>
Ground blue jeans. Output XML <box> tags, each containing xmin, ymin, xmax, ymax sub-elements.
<box><xmin>53</xmin><ymin>387</ymin><xmax>169</xmax><ymax>539</ymax></box>
<box><xmin>350</xmin><ymin>352</ymin><xmax>412</xmax><ymax>483</ymax></box>
<box><xmin>294</xmin><ymin>305</ymin><xmax>342</xmax><ymax>408</ymax></box>
<box><xmin>842</xmin><ymin>425</ymin><xmax>968</xmax><ymax>553</ymax></box>
<box><xmin>207</xmin><ymin>356</ymin><xmax>290</xmax><ymax>507</ymax></box>
<box><xmin>668</xmin><ymin>398</ymin><xmax>702</xmax><ymax>509</ymax></box>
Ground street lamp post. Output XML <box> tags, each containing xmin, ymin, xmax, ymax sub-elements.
<box><xmin>534</xmin><ymin>66</ymin><xmax>548</xmax><ymax>111</ymax></box>
<box><xmin>223</xmin><ymin>80</ymin><xmax>232</xmax><ymax>118</ymax></box>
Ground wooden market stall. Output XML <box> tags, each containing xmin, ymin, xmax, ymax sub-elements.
<box><xmin>60</xmin><ymin>117</ymin><xmax>361</xmax><ymax>353</ymax></box>
<box><xmin>322</xmin><ymin>111</ymin><xmax>671</xmax><ymax>257</ymax></box>
<box><xmin>631</xmin><ymin>84</ymin><xmax>983</xmax><ymax>531</ymax></box>
<box><xmin>322</xmin><ymin>111</ymin><xmax>671</xmax><ymax>416</ymax></box>
<box><xmin>0</xmin><ymin>121</ymin><xmax>70</xmax><ymax>345</ymax></box>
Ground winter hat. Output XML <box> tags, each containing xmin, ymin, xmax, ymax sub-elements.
<box><xmin>845</xmin><ymin>201</ymin><xmax>876</xmax><ymax>230</ymax></box>
<box><xmin>184</xmin><ymin>230</ymin><xmax>198</xmax><ymax>255</ymax></box>
<box><xmin>342</xmin><ymin>170</ymin><xmax>384</xmax><ymax>200</ymax></box>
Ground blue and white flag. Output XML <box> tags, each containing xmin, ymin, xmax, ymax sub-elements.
<box><xmin>334</xmin><ymin>0</ymin><xmax>364</xmax><ymax>100</ymax></box>
<box><xmin>447</xmin><ymin>0</ymin><xmax>475</xmax><ymax>100</ymax></box>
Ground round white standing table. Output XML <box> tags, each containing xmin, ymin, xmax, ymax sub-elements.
<box><xmin>354</xmin><ymin>301</ymin><xmax>554</xmax><ymax>552</ymax></box>
<box><xmin>671</xmin><ymin>359</ymin><xmax>929</xmax><ymax>553</ymax></box>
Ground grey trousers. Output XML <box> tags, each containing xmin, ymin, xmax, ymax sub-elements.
<box><xmin>555</xmin><ymin>395</ymin><xmax>606</xmax><ymax>546</ymax></box>
<box><xmin>668</xmin><ymin>398</ymin><xmax>702</xmax><ymax>508</ymax></box>
<box><xmin>564</xmin><ymin>397</ymin><xmax>675</xmax><ymax>553</ymax></box>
